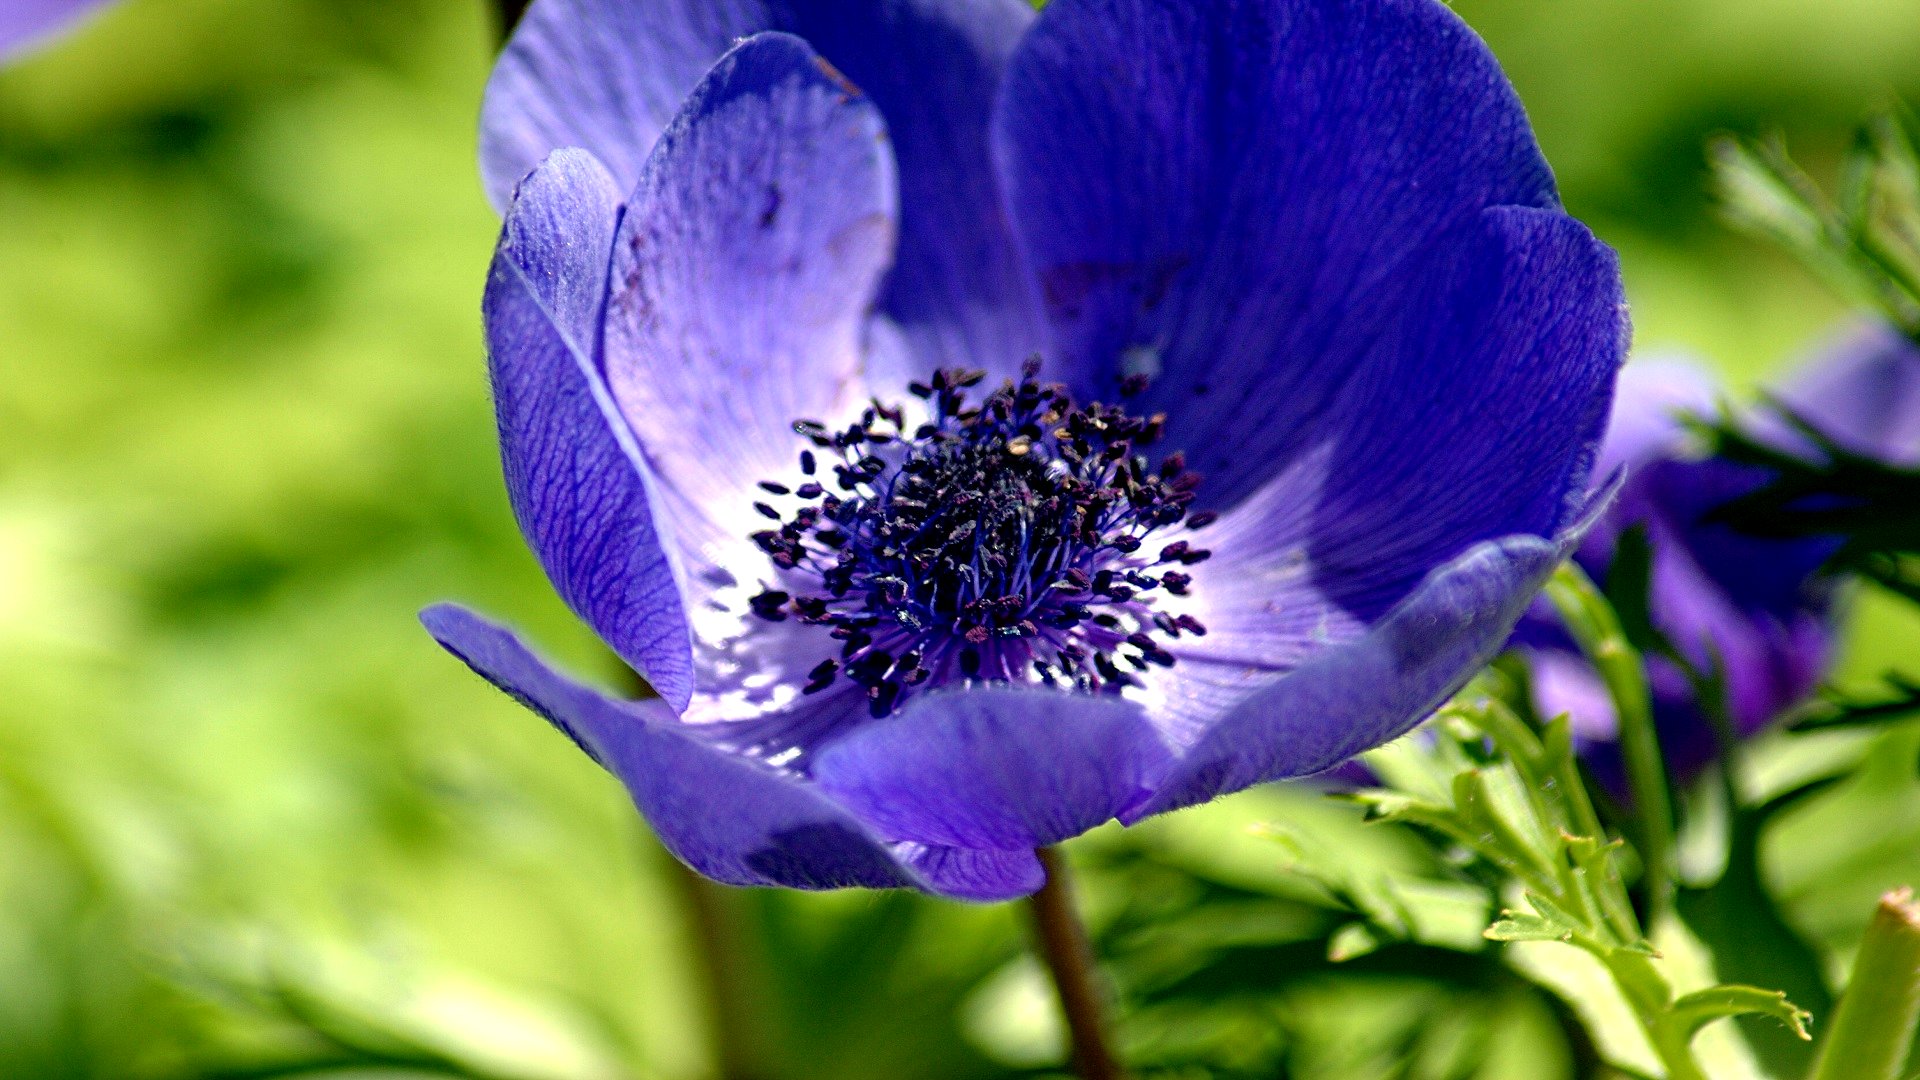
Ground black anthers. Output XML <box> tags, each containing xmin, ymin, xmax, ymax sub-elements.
<box><xmin>746</xmin><ymin>363</ymin><xmax>1214</xmax><ymax>717</ymax></box>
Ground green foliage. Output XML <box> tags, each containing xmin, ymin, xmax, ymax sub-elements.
<box><xmin>1713</xmin><ymin>110</ymin><xmax>1920</xmax><ymax>339</ymax></box>
<box><xmin>1546</xmin><ymin>565</ymin><xmax>1680</xmax><ymax>919</ymax></box>
<box><xmin>1677</xmin><ymin>781</ymin><xmax>1839</xmax><ymax>1076</ymax></box>
<box><xmin>1700</xmin><ymin>108</ymin><xmax>1920</xmax><ymax>741</ymax></box>
<box><xmin>1297</xmin><ymin>686</ymin><xmax>1812</xmax><ymax>1080</ymax></box>
<box><xmin>1068</xmin><ymin>806</ymin><xmax>1580</xmax><ymax>1080</ymax></box>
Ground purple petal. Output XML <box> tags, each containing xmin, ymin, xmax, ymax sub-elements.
<box><xmin>1133</xmin><ymin>533</ymin><xmax>1569</xmax><ymax>818</ymax></box>
<box><xmin>0</xmin><ymin>0</ymin><xmax>113</xmax><ymax>62</ymax></box>
<box><xmin>599</xmin><ymin>33</ymin><xmax>897</xmax><ymax>587</ymax></box>
<box><xmin>1593</xmin><ymin>358</ymin><xmax>1722</xmax><ymax>480</ymax></box>
<box><xmin>1164</xmin><ymin>208</ymin><xmax>1621</xmax><ymax>648</ymax></box>
<box><xmin>1774</xmin><ymin>322</ymin><xmax>1920</xmax><ymax>467</ymax></box>
<box><xmin>482</xmin><ymin>0</ymin><xmax>1044</xmax><ymax>374</ymax></box>
<box><xmin>483</xmin><ymin>149</ymin><xmax>693</xmax><ymax>710</ymax></box>
<box><xmin>1633</xmin><ymin>456</ymin><xmax>1838</xmax><ymax>637</ymax></box>
<box><xmin>812</xmin><ymin>686</ymin><xmax>1173</xmax><ymax>850</ymax></box>
<box><xmin>1514</xmin><ymin>354</ymin><xmax>1847</xmax><ymax>789</ymax></box>
<box><xmin>1589</xmin><ymin>456</ymin><xmax>1835</xmax><ymax>746</ymax></box>
<box><xmin>893</xmin><ymin>844</ymin><xmax>1047</xmax><ymax>898</ymax></box>
<box><xmin>1526</xmin><ymin>649</ymin><xmax>1621</xmax><ymax>743</ymax></box>
<box><xmin>1294</xmin><ymin>207</ymin><xmax>1624</xmax><ymax>619</ymax></box>
<box><xmin>420</xmin><ymin>605</ymin><xmax>1039</xmax><ymax>901</ymax></box>
<box><xmin>993</xmin><ymin>0</ymin><xmax>1562</xmax><ymax>506</ymax></box>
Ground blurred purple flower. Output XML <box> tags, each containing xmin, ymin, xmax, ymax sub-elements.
<box><xmin>424</xmin><ymin>0</ymin><xmax>1626</xmax><ymax>900</ymax></box>
<box><xmin>0</xmin><ymin>0</ymin><xmax>114</xmax><ymax>63</ymax></box>
<box><xmin>1522</xmin><ymin>326</ymin><xmax>1920</xmax><ymax>785</ymax></box>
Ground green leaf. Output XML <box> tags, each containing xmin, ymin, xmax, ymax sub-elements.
<box><xmin>1791</xmin><ymin>671</ymin><xmax>1920</xmax><ymax>732</ymax></box>
<box><xmin>1328</xmin><ymin>922</ymin><xmax>1386</xmax><ymax>962</ymax></box>
<box><xmin>1261</xmin><ymin>825</ymin><xmax>1415</xmax><ymax>940</ymax></box>
<box><xmin>1713</xmin><ymin>117</ymin><xmax>1920</xmax><ymax>336</ymax></box>
<box><xmin>1670</xmin><ymin>986</ymin><xmax>1813</xmax><ymax>1041</ymax></box>
<box><xmin>1452</xmin><ymin>770</ymin><xmax>1555</xmax><ymax>886</ymax></box>
<box><xmin>1484</xmin><ymin>912</ymin><xmax>1572</xmax><ymax>944</ymax></box>
<box><xmin>1520</xmin><ymin>892</ymin><xmax>1601</xmax><ymax>947</ymax></box>
<box><xmin>1677</xmin><ymin>786</ymin><xmax>1837</xmax><ymax>1075</ymax></box>
<box><xmin>1603</xmin><ymin>526</ymin><xmax>1668</xmax><ymax>659</ymax></box>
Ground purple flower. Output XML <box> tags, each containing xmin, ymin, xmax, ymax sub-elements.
<box><xmin>424</xmin><ymin>0</ymin><xmax>1626</xmax><ymax>900</ymax></box>
<box><xmin>0</xmin><ymin>0</ymin><xmax>114</xmax><ymax>63</ymax></box>
<box><xmin>1524</xmin><ymin>326</ymin><xmax>1920</xmax><ymax>783</ymax></box>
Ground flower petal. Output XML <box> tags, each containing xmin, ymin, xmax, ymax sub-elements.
<box><xmin>1633</xmin><ymin>456</ymin><xmax>1837</xmax><ymax>630</ymax></box>
<box><xmin>1134</xmin><ymin>202</ymin><xmax>1623</xmax><ymax>796</ymax></box>
<box><xmin>812</xmin><ymin>686</ymin><xmax>1173</xmax><ymax>850</ymax></box>
<box><xmin>1287</xmin><ymin>207</ymin><xmax>1624</xmax><ymax>620</ymax></box>
<box><xmin>1773</xmin><ymin>322</ymin><xmax>1920</xmax><ymax>467</ymax></box>
<box><xmin>420</xmin><ymin>604</ymin><xmax>1039</xmax><ymax>900</ymax></box>
<box><xmin>599</xmin><ymin>32</ymin><xmax>897</xmax><ymax>583</ymax></box>
<box><xmin>1592</xmin><ymin>358</ymin><xmax>1721</xmax><ymax>481</ymax></box>
<box><xmin>1588</xmin><ymin>456</ymin><xmax>1835</xmax><ymax>749</ymax></box>
<box><xmin>1132</xmin><ymin>533</ymin><xmax>1570</xmax><ymax>818</ymax></box>
<box><xmin>892</xmin><ymin>843</ymin><xmax>1047</xmax><ymax>900</ymax></box>
<box><xmin>1526</xmin><ymin>648</ymin><xmax>1620</xmax><ymax>744</ymax></box>
<box><xmin>483</xmin><ymin>149</ymin><xmax>694</xmax><ymax>710</ymax></box>
<box><xmin>1147</xmin><ymin>205</ymin><xmax>1622</xmax><ymax>707</ymax></box>
<box><xmin>993</xmin><ymin>0</ymin><xmax>1562</xmax><ymax>506</ymax></box>
<box><xmin>482</xmin><ymin>0</ymin><xmax>1043</xmax><ymax>373</ymax></box>
<box><xmin>0</xmin><ymin>0</ymin><xmax>113</xmax><ymax>62</ymax></box>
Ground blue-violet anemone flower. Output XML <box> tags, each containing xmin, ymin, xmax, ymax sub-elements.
<box><xmin>0</xmin><ymin>0</ymin><xmax>115</xmax><ymax>63</ymax></box>
<box><xmin>423</xmin><ymin>0</ymin><xmax>1628</xmax><ymax>901</ymax></box>
<box><xmin>1521</xmin><ymin>326</ymin><xmax>1920</xmax><ymax>786</ymax></box>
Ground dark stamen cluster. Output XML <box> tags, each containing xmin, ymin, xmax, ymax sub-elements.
<box><xmin>748</xmin><ymin>360</ymin><xmax>1213</xmax><ymax>717</ymax></box>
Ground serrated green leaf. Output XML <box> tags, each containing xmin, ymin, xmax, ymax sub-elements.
<box><xmin>1547</xmin><ymin>564</ymin><xmax>1677</xmax><ymax>919</ymax></box>
<box><xmin>1539</xmin><ymin>716</ymin><xmax>1575</xmax><ymax>774</ymax></box>
<box><xmin>1339</xmin><ymin>789</ymin><xmax>1433</xmax><ymax>820</ymax></box>
<box><xmin>1566</xmin><ymin>835</ymin><xmax>1643</xmax><ymax>946</ymax></box>
<box><xmin>1670</xmin><ymin>985</ymin><xmax>1813</xmax><ymax>1041</ymax></box>
<box><xmin>1715</xmin><ymin>120</ymin><xmax>1920</xmax><ymax>336</ymax></box>
<box><xmin>1453</xmin><ymin>770</ymin><xmax>1557</xmax><ymax>886</ymax></box>
<box><xmin>1712</xmin><ymin>136</ymin><xmax>1828</xmax><ymax>247</ymax></box>
<box><xmin>1484</xmin><ymin>913</ymin><xmax>1571</xmax><ymax>944</ymax></box>
<box><xmin>1521</xmin><ymin>892</ymin><xmax>1593</xmax><ymax>941</ymax></box>
<box><xmin>1677</xmin><ymin>786</ymin><xmax>1836</xmax><ymax>1076</ymax></box>
<box><xmin>1258</xmin><ymin>824</ymin><xmax>1413</xmax><ymax>938</ymax></box>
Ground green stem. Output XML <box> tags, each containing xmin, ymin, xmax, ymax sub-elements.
<box><xmin>1601</xmin><ymin>952</ymin><xmax>1709</xmax><ymax>1080</ymax></box>
<box><xmin>1026</xmin><ymin>848</ymin><xmax>1128</xmax><ymax>1080</ymax></box>
<box><xmin>1810</xmin><ymin>888</ymin><xmax>1920</xmax><ymax>1080</ymax></box>
<box><xmin>1547</xmin><ymin>564</ymin><xmax>1677</xmax><ymax>919</ymax></box>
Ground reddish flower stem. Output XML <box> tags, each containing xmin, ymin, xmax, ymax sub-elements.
<box><xmin>665</xmin><ymin>856</ymin><xmax>768</xmax><ymax>1080</ymax></box>
<box><xmin>1026</xmin><ymin>848</ymin><xmax>1129</xmax><ymax>1080</ymax></box>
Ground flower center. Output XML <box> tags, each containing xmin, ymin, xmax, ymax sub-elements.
<box><xmin>747</xmin><ymin>361</ymin><xmax>1212</xmax><ymax>717</ymax></box>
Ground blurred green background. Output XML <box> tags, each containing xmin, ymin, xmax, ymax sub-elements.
<box><xmin>3</xmin><ymin>0</ymin><xmax>1919</xmax><ymax>1076</ymax></box>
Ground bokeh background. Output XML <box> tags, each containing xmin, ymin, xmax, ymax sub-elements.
<box><xmin>4</xmin><ymin>1</ymin><xmax>1920</xmax><ymax>1076</ymax></box>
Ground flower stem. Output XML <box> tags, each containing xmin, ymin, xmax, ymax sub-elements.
<box><xmin>1026</xmin><ymin>848</ymin><xmax>1128</xmax><ymax>1080</ymax></box>
<box><xmin>1810</xmin><ymin>888</ymin><xmax>1920</xmax><ymax>1080</ymax></box>
<box><xmin>1546</xmin><ymin>563</ymin><xmax>1677</xmax><ymax>919</ymax></box>
<box><xmin>665</xmin><ymin>856</ymin><xmax>768</xmax><ymax>1080</ymax></box>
